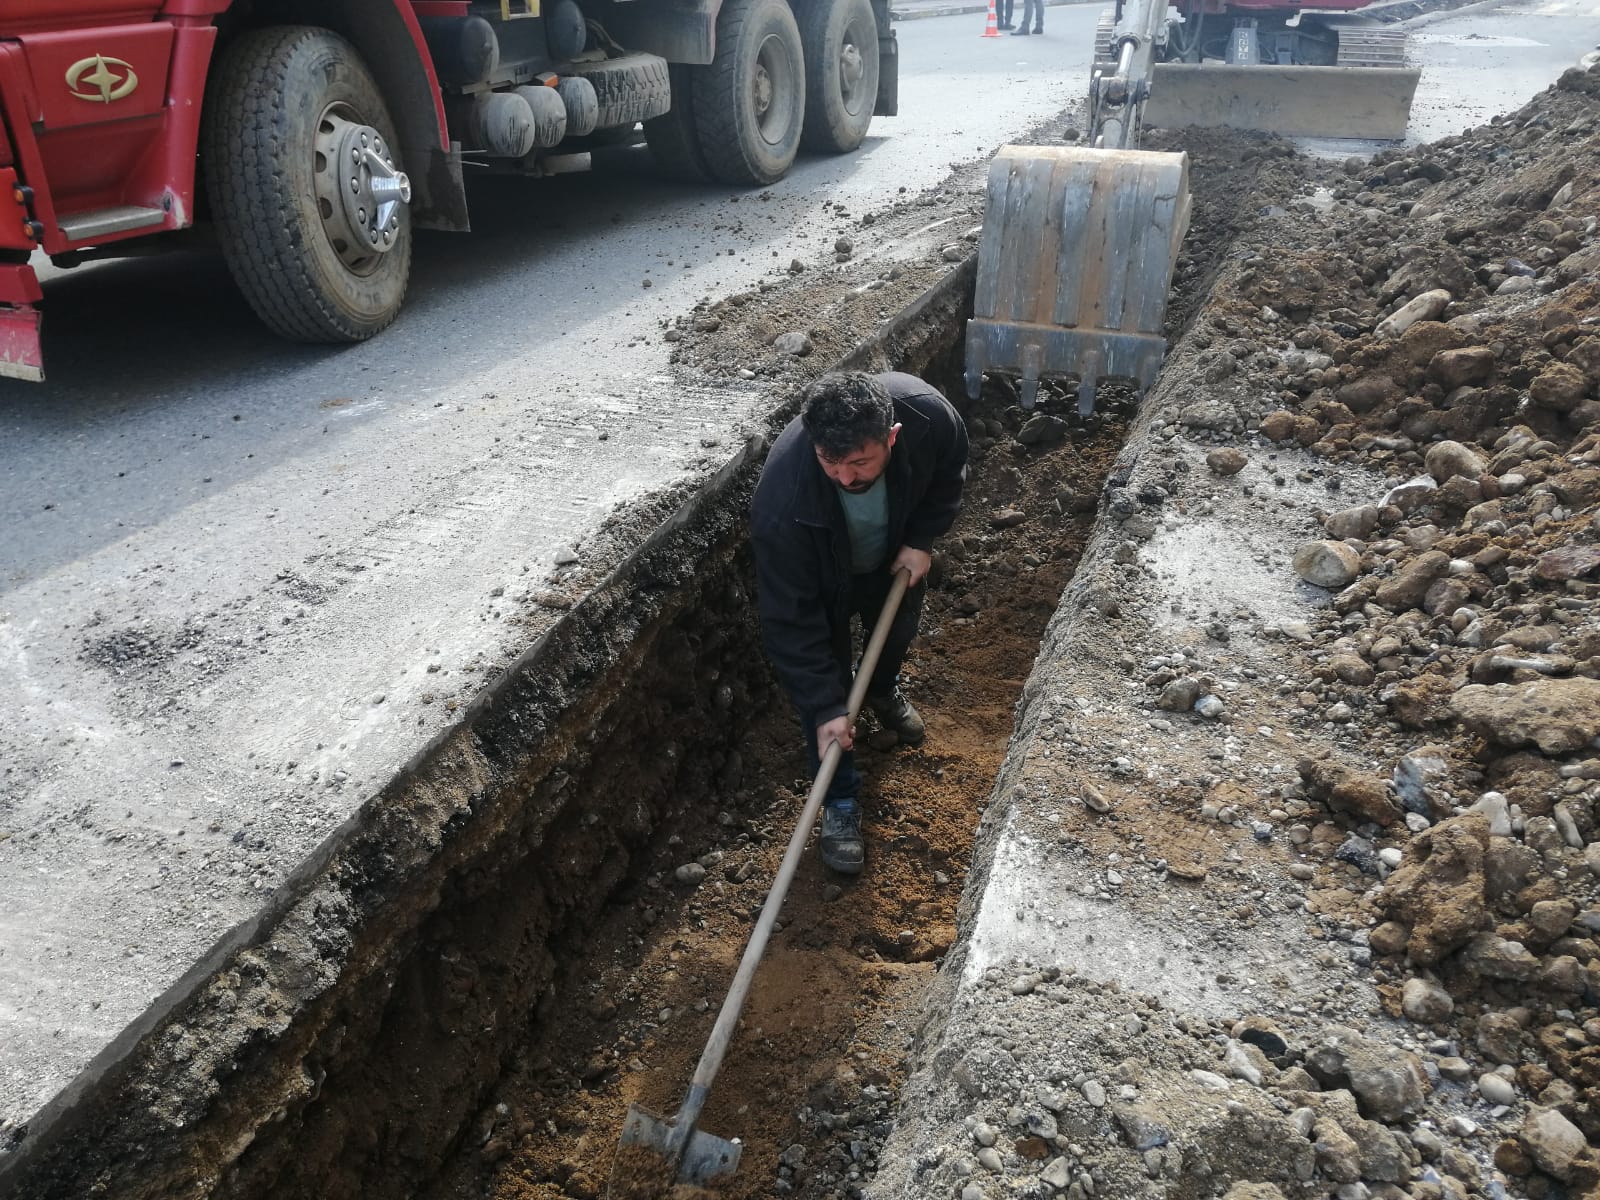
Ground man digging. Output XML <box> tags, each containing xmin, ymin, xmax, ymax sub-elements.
<box><xmin>751</xmin><ymin>371</ymin><xmax>969</xmax><ymax>875</ymax></box>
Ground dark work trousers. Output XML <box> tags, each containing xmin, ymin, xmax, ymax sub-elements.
<box><xmin>1019</xmin><ymin>0</ymin><xmax>1042</xmax><ymax>31</ymax></box>
<box><xmin>996</xmin><ymin>0</ymin><xmax>1014</xmax><ymax>27</ymax></box>
<box><xmin>800</xmin><ymin>570</ymin><xmax>926</xmax><ymax>803</ymax></box>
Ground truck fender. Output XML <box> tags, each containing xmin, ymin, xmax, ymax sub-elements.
<box><xmin>598</xmin><ymin>0</ymin><xmax>722</xmax><ymax>65</ymax></box>
<box><xmin>872</xmin><ymin>0</ymin><xmax>897</xmax><ymax>116</ymax></box>
<box><xmin>235</xmin><ymin>0</ymin><xmax>468</xmax><ymax>230</ymax></box>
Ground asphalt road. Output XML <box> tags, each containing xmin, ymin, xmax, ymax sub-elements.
<box><xmin>2</xmin><ymin>0</ymin><xmax>1596</xmax><ymax>1138</ymax></box>
<box><xmin>1405</xmin><ymin>0</ymin><xmax>1600</xmax><ymax>142</ymax></box>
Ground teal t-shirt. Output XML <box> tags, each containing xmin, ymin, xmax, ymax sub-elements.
<box><xmin>837</xmin><ymin>476</ymin><xmax>889</xmax><ymax>574</ymax></box>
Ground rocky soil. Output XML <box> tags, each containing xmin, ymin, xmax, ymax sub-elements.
<box><xmin>1175</xmin><ymin>64</ymin><xmax>1600</xmax><ymax>1200</ymax></box>
<box><xmin>896</xmin><ymin>63</ymin><xmax>1600</xmax><ymax>1200</ymax></box>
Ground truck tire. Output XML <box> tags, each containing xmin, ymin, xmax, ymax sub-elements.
<box><xmin>692</xmin><ymin>0</ymin><xmax>805</xmax><ymax>185</ymax></box>
<box><xmin>798</xmin><ymin>0</ymin><xmax>878</xmax><ymax>154</ymax></box>
<box><xmin>566</xmin><ymin>53</ymin><xmax>673</xmax><ymax>129</ymax></box>
<box><xmin>644</xmin><ymin>64</ymin><xmax>713</xmax><ymax>182</ymax></box>
<box><xmin>204</xmin><ymin>27</ymin><xmax>411</xmax><ymax>344</ymax></box>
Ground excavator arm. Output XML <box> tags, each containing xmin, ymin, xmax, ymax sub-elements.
<box><xmin>965</xmin><ymin>0</ymin><xmax>1418</xmax><ymax>415</ymax></box>
<box><xmin>1087</xmin><ymin>0</ymin><xmax>1170</xmax><ymax>150</ymax></box>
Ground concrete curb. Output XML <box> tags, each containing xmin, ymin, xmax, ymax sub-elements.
<box><xmin>890</xmin><ymin>0</ymin><xmax>1096</xmax><ymax>22</ymax></box>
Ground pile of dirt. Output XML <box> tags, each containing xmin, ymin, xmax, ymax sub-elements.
<box><xmin>870</xmin><ymin>62</ymin><xmax>1600</xmax><ymax>1200</ymax></box>
<box><xmin>1133</xmin><ymin>64</ymin><xmax>1600</xmax><ymax>1197</ymax></box>
<box><xmin>658</xmin><ymin>115</ymin><xmax>1336</xmax><ymax>395</ymax></box>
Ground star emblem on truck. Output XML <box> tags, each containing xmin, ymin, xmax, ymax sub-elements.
<box><xmin>65</xmin><ymin>55</ymin><xmax>139</xmax><ymax>103</ymax></box>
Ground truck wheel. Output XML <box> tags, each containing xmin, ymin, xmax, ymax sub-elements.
<box><xmin>692</xmin><ymin>0</ymin><xmax>805</xmax><ymax>185</ymax></box>
<box><xmin>566</xmin><ymin>53</ymin><xmax>673</xmax><ymax>129</ymax></box>
<box><xmin>799</xmin><ymin>0</ymin><xmax>878</xmax><ymax>154</ymax></box>
<box><xmin>204</xmin><ymin>27</ymin><xmax>411</xmax><ymax>343</ymax></box>
<box><xmin>644</xmin><ymin>64</ymin><xmax>713</xmax><ymax>182</ymax></box>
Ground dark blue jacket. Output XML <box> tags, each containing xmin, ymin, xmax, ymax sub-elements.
<box><xmin>751</xmin><ymin>373</ymin><xmax>969</xmax><ymax>723</ymax></box>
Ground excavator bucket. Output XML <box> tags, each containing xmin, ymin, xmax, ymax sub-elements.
<box><xmin>966</xmin><ymin>145</ymin><xmax>1190</xmax><ymax>415</ymax></box>
<box><xmin>1145</xmin><ymin>63</ymin><xmax>1421</xmax><ymax>140</ymax></box>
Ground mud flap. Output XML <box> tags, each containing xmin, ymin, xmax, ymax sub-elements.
<box><xmin>875</xmin><ymin>28</ymin><xmax>898</xmax><ymax>117</ymax></box>
<box><xmin>966</xmin><ymin>146</ymin><xmax>1190</xmax><ymax>415</ymax></box>
<box><xmin>0</xmin><ymin>304</ymin><xmax>43</xmax><ymax>382</ymax></box>
<box><xmin>1145</xmin><ymin>63</ymin><xmax>1420</xmax><ymax>140</ymax></box>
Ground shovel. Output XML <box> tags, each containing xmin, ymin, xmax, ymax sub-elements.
<box><xmin>606</xmin><ymin>567</ymin><xmax>912</xmax><ymax>1198</ymax></box>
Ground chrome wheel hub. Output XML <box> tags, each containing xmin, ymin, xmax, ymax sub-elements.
<box><xmin>839</xmin><ymin>40</ymin><xmax>864</xmax><ymax>94</ymax></box>
<box><xmin>753</xmin><ymin>64</ymin><xmax>773</xmax><ymax>117</ymax></box>
<box><xmin>313</xmin><ymin>110</ymin><xmax>411</xmax><ymax>275</ymax></box>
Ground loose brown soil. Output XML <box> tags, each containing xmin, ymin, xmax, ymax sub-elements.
<box><xmin>422</xmin><ymin>367</ymin><xmax>1131</xmax><ymax>1200</ymax></box>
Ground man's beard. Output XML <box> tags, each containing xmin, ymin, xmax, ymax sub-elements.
<box><xmin>838</xmin><ymin>477</ymin><xmax>877</xmax><ymax>494</ymax></box>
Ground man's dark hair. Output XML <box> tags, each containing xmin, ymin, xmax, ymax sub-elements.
<box><xmin>800</xmin><ymin>372</ymin><xmax>893</xmax><ymax>461</ymax></box>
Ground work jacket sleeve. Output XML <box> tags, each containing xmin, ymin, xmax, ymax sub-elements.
<box><xmin>901</xmin><ymin>400</ymin><xmax>970</xmax><ymax>552</ymax></box>
<box><xmin>752</xmin><ymin>521</ymin><xmax>848</xmax><ymax>725</ymax></box>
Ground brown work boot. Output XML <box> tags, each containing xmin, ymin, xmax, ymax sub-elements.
<box><xmin>868</xmin><ymin>690</ymin><xmax>925</xmax><ymax>747</ymax></box>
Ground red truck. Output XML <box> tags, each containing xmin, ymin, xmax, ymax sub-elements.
<box><xmin>0</xmin><ymin>0</ymin><xmax>897</xmax><ymax>380</ymax></box>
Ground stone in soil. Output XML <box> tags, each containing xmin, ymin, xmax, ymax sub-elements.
<box><xmin>1400</xmin><ymin>978</ymin><xmax>1453</xmax><ymax>1024</ymax></box>
<box><xmin>1519</xmin><ymin>1106</ymin><xmax>1592</xmax><ymax>1181</ymax></box>
<box><xmin>1377</xmin><ymin>814</ymin><xmax>1491</xmax><ymax>963</ymax></box>
<box><xmin>1292</xmin><ymin>540</ymin><xmax>1360</xmax><ymax>589</ymax></box>
<box><xmin>1449</xmin><ymin>676</ymin><xmax>1600</xmax><ymax>754</ymax></box>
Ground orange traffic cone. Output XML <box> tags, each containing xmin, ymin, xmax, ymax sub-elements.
<box><xmin>982</xmin><ymin>0</ymin><xmax>1000</xmax><ymax>36</ymax></box>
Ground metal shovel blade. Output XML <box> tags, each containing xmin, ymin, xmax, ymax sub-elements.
<box><xmin>607</xmin><ymin>1102</ymin><xmax>742</xmax><ymax>1197</ymax></box>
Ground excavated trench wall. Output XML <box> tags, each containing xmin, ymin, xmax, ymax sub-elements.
<box><xmin>0</xmin><ymin>265</ymin><xmax>976</xmax><ymax>1200</ymax></box>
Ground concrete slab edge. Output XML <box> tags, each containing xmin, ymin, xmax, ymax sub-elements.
<box><xmin>0</xmin><ymin>444</ymin><xmax>760</xmax><ymax>1195</ymax></box>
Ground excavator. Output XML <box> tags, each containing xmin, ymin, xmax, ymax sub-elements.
<box><xmin>966</xmin><ymin>0</ymin><xmax>1421</xmax><ymax>413</ymax></box>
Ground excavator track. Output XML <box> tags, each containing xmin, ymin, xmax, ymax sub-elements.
<box><xmin>1333</xmin><ymin>24</ymin><xmax>1411</xmax><ymax>68</ymax></box>
<box><xmin>1093</xmin><ymin>10</ymin><xmax>1116</xmax><ymax>65</ymax></box>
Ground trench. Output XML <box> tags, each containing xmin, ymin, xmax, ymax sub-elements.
<box><xmin>421</xmin><ymin>368</ymin><xmax>1135</xmax><ymax>1200</ymax></box>
<box><xmin>256</xmin><ymin>288</ymin><xmax>1125</xmax><ymax>1200</ymax></box>
<box><xmin>2</xmin><ymin>242</ymin><xmax>1151</xmax><ymax>1200</ymax></box>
